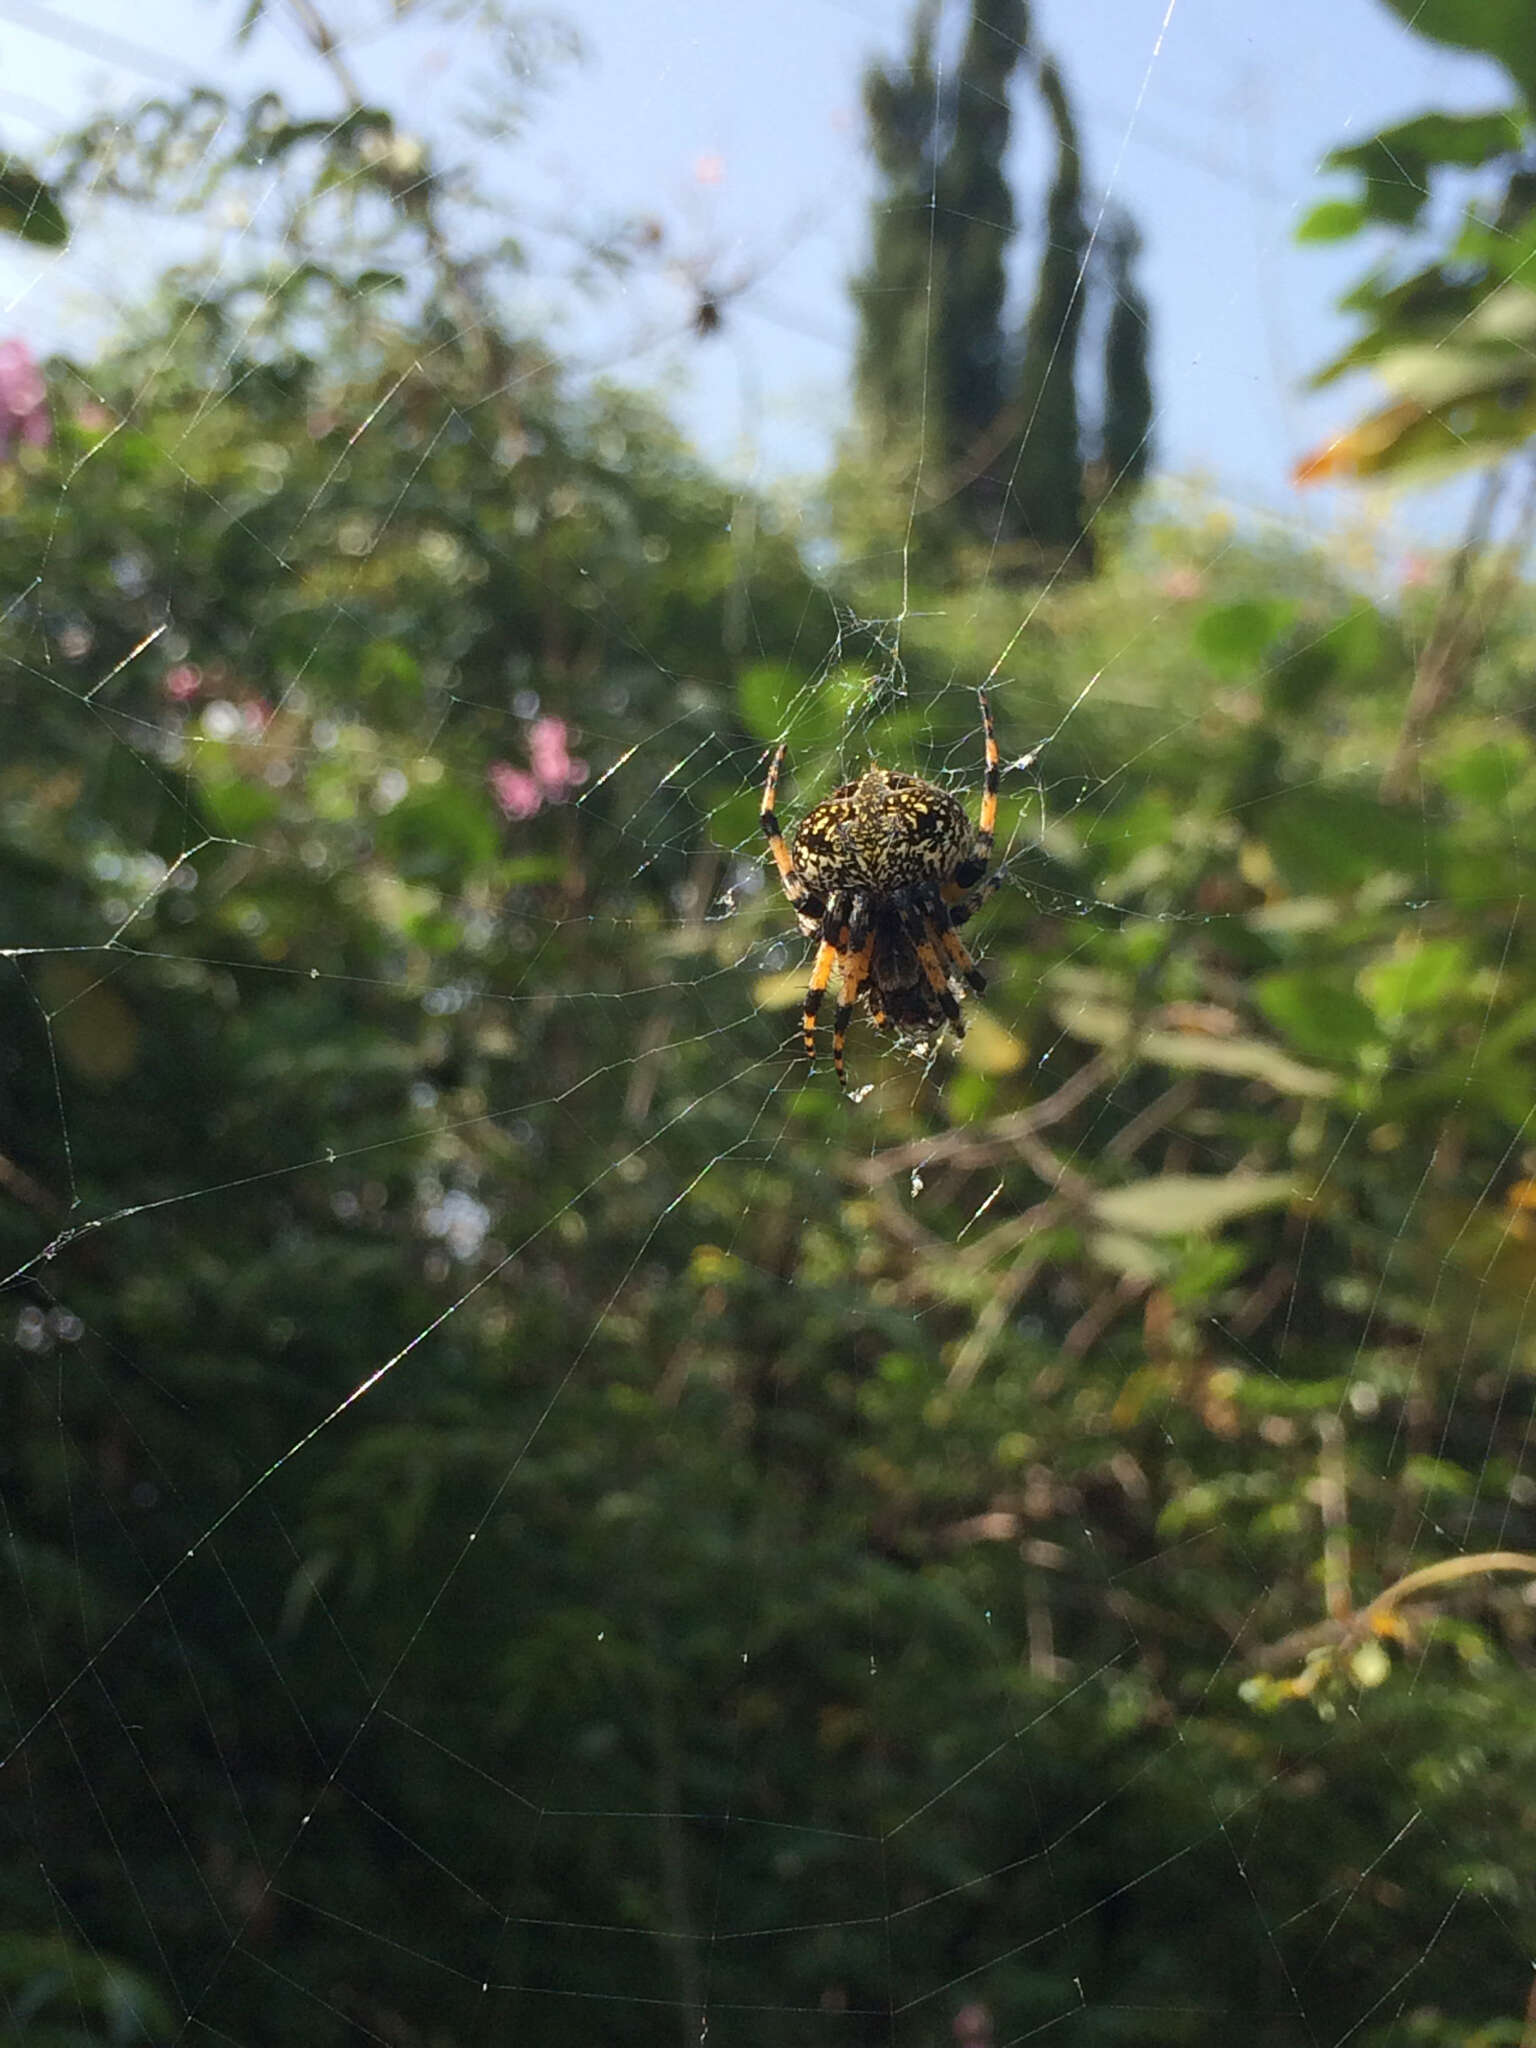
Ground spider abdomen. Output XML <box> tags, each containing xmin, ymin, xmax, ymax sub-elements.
<box><xmin>864</xmin><ymin>916</ymin><xmax>960</xmax><ymax>1035</ymax></box>
<box><xmin>792</xmin><ymin>768</ymin><xmax>972</xmax><ymax>897</ymax></box>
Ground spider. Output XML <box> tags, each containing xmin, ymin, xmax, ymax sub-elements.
<box><xmin>761</xmin><ymin>692</ymin><xmax>1001</xmax><ymax>1087</ymax></box>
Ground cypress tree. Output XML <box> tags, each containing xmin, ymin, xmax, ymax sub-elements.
<box><xmin>853</xmin><ymin>0</ymin><xmax>942</xmax><ymax>463</ymax></box>
<box><xmin>848</xmin><ymin>2</ymin><xmax>1153</xmax><ymax>577</ymax></box>
<box><xmin>852</xmin><ymin>0</ymin><xmax>1030</xmax><ymax>546</ymax></box>
<box><xmin>1099</xmin><ymin>209</ymin><xmax>1154</xmax><ymax>496</ymax></box>
<box><xmin>1007</xmin><ymin>56</ymin><xmax>1089</xmax><ymax>563</ymax></box>
<box><xmin>929</xmin><ymin>0</ymin><xmax>1030</xmax><ymax>532</ymax></box>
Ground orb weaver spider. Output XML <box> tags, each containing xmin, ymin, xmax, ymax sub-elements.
<box><xmin>760</xmin><ymin>692</ymin><xmax>1002</xmax><ymax>1086</ymax></box>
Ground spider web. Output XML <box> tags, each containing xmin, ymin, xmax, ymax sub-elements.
<box><xmin>3</xmin><ymin>3</ymin><xmax>1536</xmax><ymax>2046</ymax></box>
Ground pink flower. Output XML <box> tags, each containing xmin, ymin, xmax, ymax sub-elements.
<box><xmin>528</xmin><ymin>715</ymin><xmax>588</xmax><ymax>794</ymax></box>
<box><xmin>492</xmin><ymin>717</ymin><xmax>588</xmax><ymax>822</ymax></box>
<box><xmin>953</xmin><ymin>2004</ymin><xmax>993</xmax><ymax>2046</ymax></box>
<box><xmin>1400</xmin><ymin>550</ymin><xmax>1435</xmax><ymax>589</ymax></box>
<box><xmin>1161</xmin><ymin>565</ymin><xmax>1205</xmax><ymax>601</ymax></box>
<box><xmin>489</xmin><ymin>762</ymin><xmax>545</xmax><ymax>821</ymax></box>
<box><xmin>0</xmin><ymin>339</ymin><xmax>49</xmax><ymax>459</ymax></box>
<box><xmin>164</xmin><ymin>664</ymin><xmax>203</xmax><ymax>702</ymax></box>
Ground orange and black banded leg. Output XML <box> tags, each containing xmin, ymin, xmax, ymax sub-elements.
<box><xmin>762</xmin><ymin>743</ymin><xmax>811</xmax><ymax>912</ymax></box>
<box><xmin>936</xmin><ymin>918</ymin><xmax>986</xmax><ymax>995</ymax></box>
<box><xmin>802</xmin><ymin>935</ymin><xmax>839</xmax><ymax>1062</ymax></box>
<box><xmin>946</xmin><ymin>870</ymin><xmax>1005</xmax><ymax>929</ymax></box>
<box><xmin>901</xmin><ymin>909</ymin><xmax>965</xmax><ymax>1035</ymax></box>
<box><xmin>831</xmin><ymin>895</ymin><xmax>873</xmax><ymax>1087</ymax></box>
<box><xmin>953</xmin><ymin>691</ymin><xmax>1000</xmax><ymax>888</ymax></box>
<box><xmin>922</xmin><ymin>885</ymin><xmax>986</xmax><ymax>993</ymax></box>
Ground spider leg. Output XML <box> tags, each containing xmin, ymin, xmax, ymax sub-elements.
<box><xmin>821</xmin><ymin>896</ymin><xmax>850</xmax><ymax>947</ymax></box>
<box><xmin>920</xmin><ymin>884</ymin><xmax>986</xmax><ymax>994</ymax></box>
<box><xmin>945</xmin><ymin>870</ymin><xmax>1005</xmax><ymax>930</ymax></box>
<box><xmin>936</xmin><ymin>918</ymin><xmax>987</xmax><ymax>994</ymax></box>
<box><xmin>762</xmin><ymin>743</ymin><xmax>812</xmax><ymax>913</ymax></box>
<box><xmin>801</xmin><ymin>891</ymin><xmax>852</xmax><ymax>1063</ymax></box>
<box><xmin>952</xmin><ymin>691</ymin><xmax>999</xmax><ymax>889</ymax></box>
<box><xmin>832</xmin><ymin>892</ymin><xmax>873</xmax><ymax>1089</ymax></box>
<box><xmin>900</xmin><ymin>906</ymin><xmax>965</xmax><ymax>1036</ymax></box>
<box><xmin>802</xmin><ymin>935</ymin><xmax>840</xmax><ymax>1062</ymax></box>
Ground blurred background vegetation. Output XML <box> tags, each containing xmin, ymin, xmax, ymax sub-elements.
<box><xmin>4</xmin><ymin>0</ymin><xmax>1536</xmax><ymax>2042</ymax></box>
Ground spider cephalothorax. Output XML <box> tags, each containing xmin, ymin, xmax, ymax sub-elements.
<box><xmin>760</xmin><ymin>693</ymin><xmax>1001</xmax><ymax>1086</ymax></box>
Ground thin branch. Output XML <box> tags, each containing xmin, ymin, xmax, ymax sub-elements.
<box><xmin>1250</xmin><ymin>1550</ymin><xmax>1536</xmax><ymax>1674</ymax></box>
<box><xmin>851</xmin><ymin>1051</ymin><xmax>1115</xmax><ymax>1184</ymax></box>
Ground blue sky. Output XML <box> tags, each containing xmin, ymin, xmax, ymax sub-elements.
<box><xmin>0</xmin><ymin>0</ymin><xmax>1513</xmax><ymax>553</ymax></box>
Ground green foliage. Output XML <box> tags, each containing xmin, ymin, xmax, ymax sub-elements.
<box><xmin>1375</xmin><ymin>0</ymin><xmax>1536</xmax><ymax>104</ymax></box>
<box><xmin>0</xmin><ymin>1932</ymin><xmax>170</xmax><ymax>2044</ymax></box>
<box><xmin>12</xmin><ymin>326</ymin><xmax>1536</xmax><ymax>2032</ymax></box>
<box><xmin>1297</xmin><ymin>2</ymin><xmax>1536</xmax><ymax>483</ymax></box>
<box><xmin>4</xmin><ymin>10</ymin><xmax>1536</xmax><ymax>2045</ymax></box>
<box><xmin>0</xmin><ymin>155</ymin><xmax>67</xmax><ymax>246</ymax></box>
<box><xmin>933</xmin><ymin>0</ymin><xmax>1028</xmax><ymax>464</ymax></box>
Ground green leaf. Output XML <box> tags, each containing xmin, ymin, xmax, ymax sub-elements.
<box><xmin>708</xmin><ymin>785</ymin><xmax>762</xmax><ymax>852</ymax></box>
<box><xmin>1303</xmin><ymin>378</ymin><xmax>1536</xmax><ymax>485</ymax></box>
<box><xmin>1376</xmin><ymin>0</ymin><xmax>1536</xmax><ymax>109</ymax></box>
<box><xmin>373</xmin><ymin>781</ymin><xmax>499</xmax><ymax>882</ymax></box>
<box><xmin>1378</xmin><ymin>108</ymin><xmax>1524</xmax><ymax>167</ymax></box>
<box><xmin>1317</xmin><ymin>602</ymin><xmax>1390</xmax><ymax>683</ymax></box>
<box><xmin>1266</xmin><ymin>605</ymin><xmax>1387</xmax><ymax>714</ymax></box>
<box><xmin>1361</xmin><ymin>939</ymin><xmax>1470</xmax><ymax>1024</ymax></box>
<box><xmin>1192</xmin><ymin>599</ymin><xmax>1296</xmax><ymax>675</ymax></box>
<box><xmin>0</xmin><ymin>156</ymin><xmax>67</xmax><ymax>247</ymax></box>
<box><xmin>1323</xmin><ymin>112</ymin><xmax>1523</xmax><ymax>235</ymax></box>
<box><xmin>1321</xmin><ymin>137</ymin><xmax>1437</xmax><ymax>231</ymax></box>
<box><xmin>738</xmin><ymin>662</ymin><xmax>841</xmax><ymax>763</ymax></box>
<box><xmin>1256</xmin><ymin>785</ymin><xmax>1429</xmax><ymax>891</ymax></box>
<box><xmin>1296</xmin><ymin>198</ymin><xmax>1367</xmax><ymax>244</ymax></box>
<box><xmin>738</xmin><ymin>661</ymin><xmax>802</xmax><ymax>745</ymax></box>
<box><xmin>1048</xmin><ymin>979</ymin><xmax>1338</xmax><ymax>1097</ymax></box>
<box><xmin>1402</xmin><ymin>1452</ymin><xmax>1475</xmax><ymax>1496</ymax></box>
<box><xmin>1255</xmin><ymin>969</ymin><xmax>1378</xmax><ymax>1063</ymax></box>
<box><xmin>1310</xmin><ymin>267</ymin><xmax>1484</xmax><ymax>388</ymax></box>
<box><xmin>198</xmin><ymin>775</ymin><xmax>282</xmax><ymax>835</ymax></box>
<box><xmin>1438</xmin><ymin>733</ymin><xmax>1533</xmax><ymax>804</ymax></box>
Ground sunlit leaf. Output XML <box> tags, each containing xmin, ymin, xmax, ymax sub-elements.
<box><xmin>1361</xmin><ymin>939</ymin><xmax>1471</xmax><ymax>1024</ymax></box>
<box><xmin>1296</xmin><ymin>198</ymin><xmax>1367</xmax><ymax>244</ymax></box>
<box><xmin>1048</xmin><ymin>986</ymin><xmax>1338</xmax><ymax>1097</ymax></box>
<box><xmin>1088</xmin><ymin>1172</ymin><xmax>1296</xmax><ymax>1236</ymax></box>
<box><xmin>954</xmin><ymin>1007</ymin><xmax>1026</xmax><ymax>1074</ymax></box>
<box><xmin>753</xmin><ymin>967</ymin><xmax>808</xmax><ymax>1012</ymax></box>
